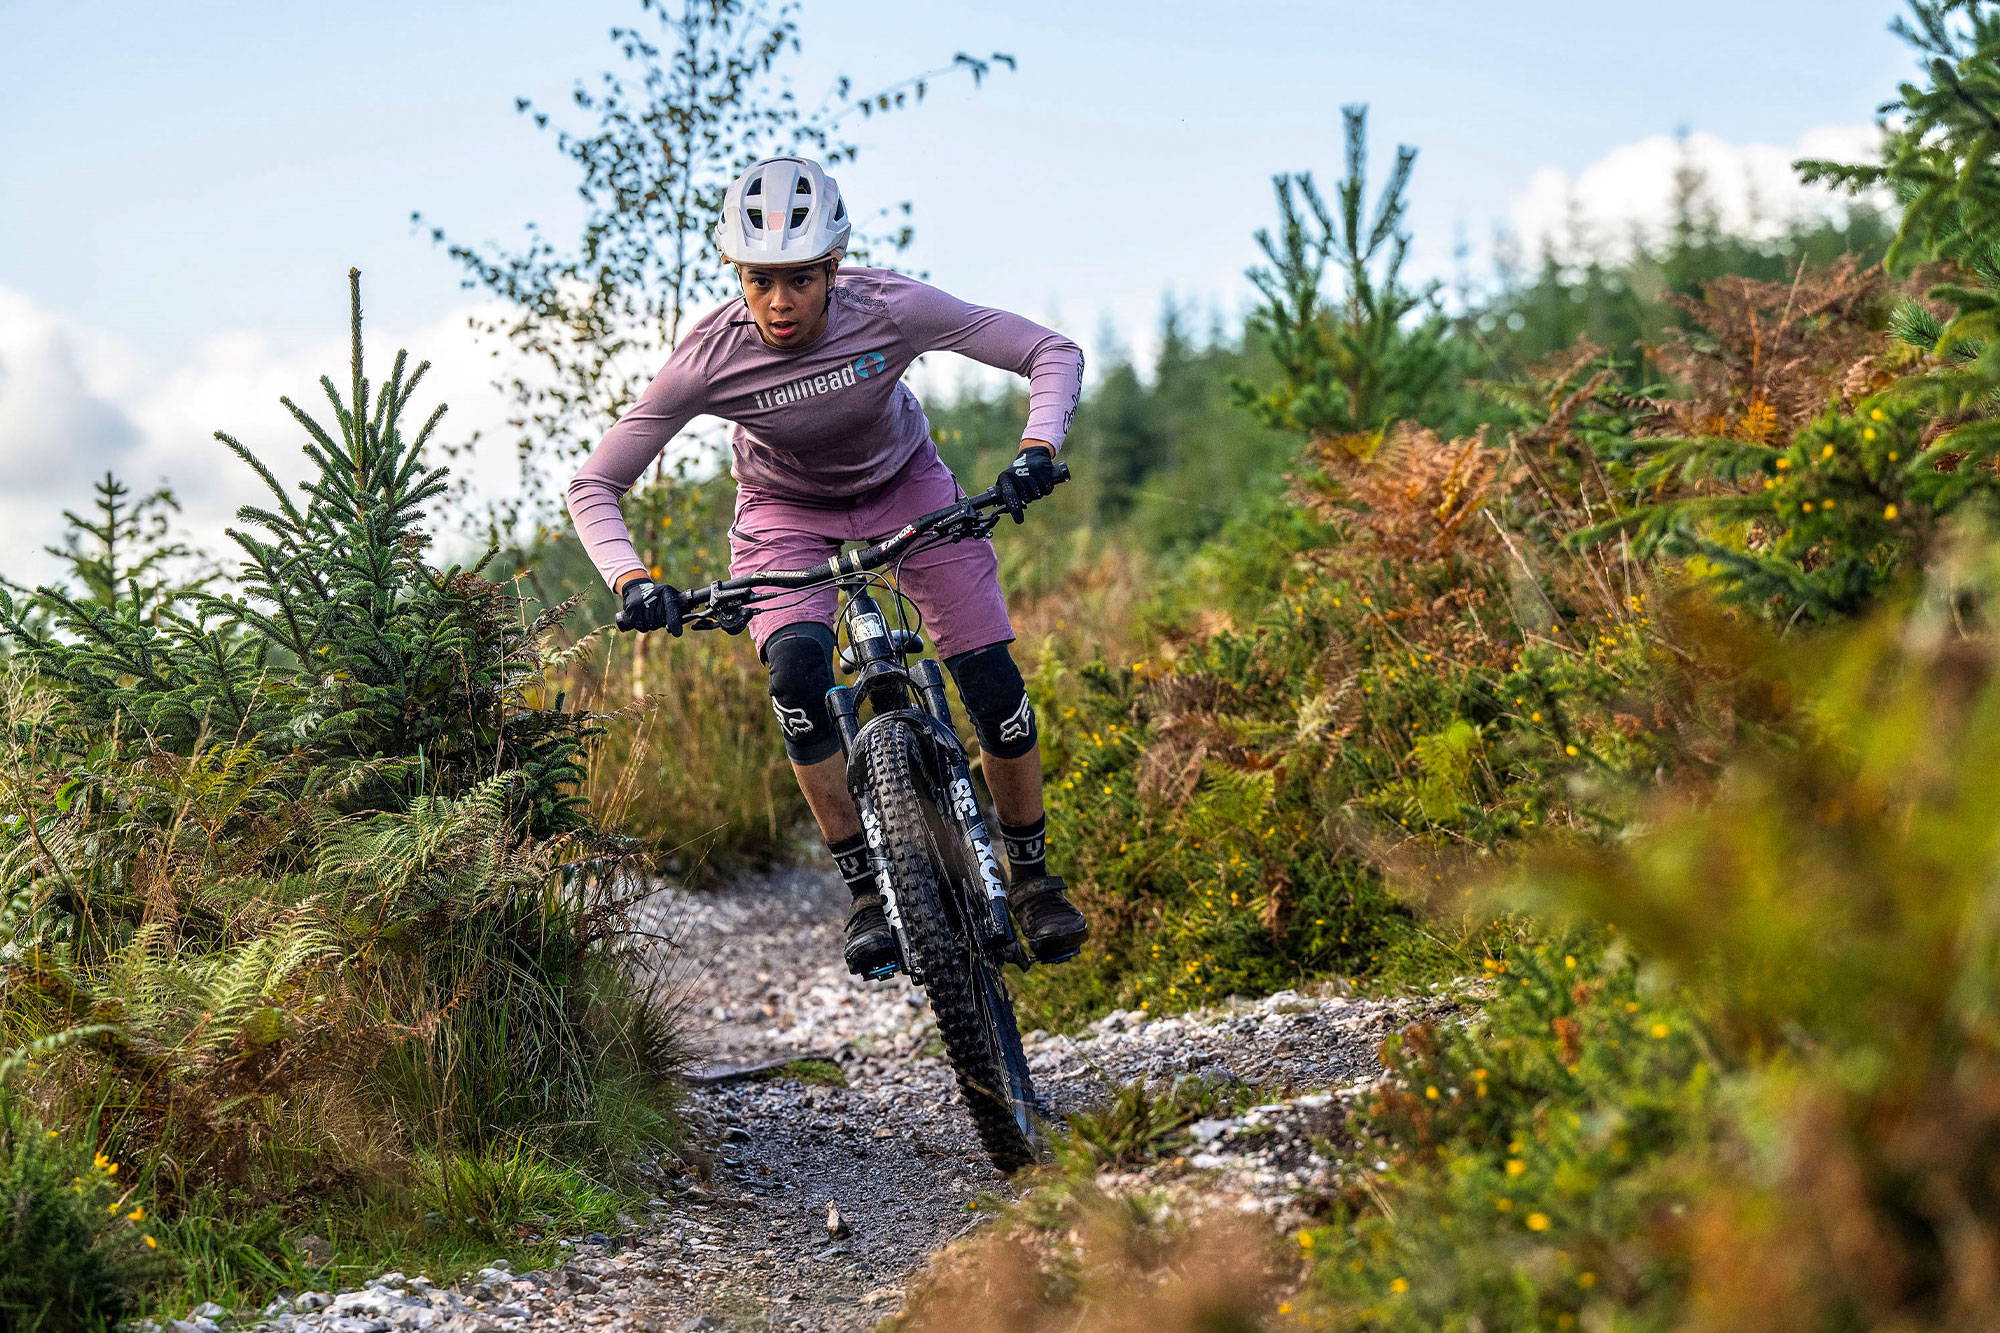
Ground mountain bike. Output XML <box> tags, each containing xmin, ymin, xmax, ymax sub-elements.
<box><xmin>615</xmin><ymin>466</ymin><xmax>1070</xmax><ymax>1171</ymax></box>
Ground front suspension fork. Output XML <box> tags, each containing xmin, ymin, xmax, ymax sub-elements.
<box><xmin>912</xmin><ymin>661</ymin><xmax>1016</xmax><ymax>953</ymax></box>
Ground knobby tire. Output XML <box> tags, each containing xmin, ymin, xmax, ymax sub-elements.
<box><xmin>860</xmin><ymin>720</ymin><xmax>1040</xmax><ymax>1172</ymax></box>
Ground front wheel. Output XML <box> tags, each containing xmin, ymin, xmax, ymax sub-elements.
<box><xmin>859</xmin><ymin>720</ymin><xmax>1041</xmax><ymax>1171</ymax></box>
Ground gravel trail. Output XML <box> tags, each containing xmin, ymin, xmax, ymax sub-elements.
<box><xmin>205</xmin><ymin>867</ymin><xmax>1404</xmax><ymax>1333</ymax></box>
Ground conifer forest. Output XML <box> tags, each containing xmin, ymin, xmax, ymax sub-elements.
<box><xmin>10</xmin><ymin>1</ymin><xmax>2000</xmax><ymax>1328</ymax></box>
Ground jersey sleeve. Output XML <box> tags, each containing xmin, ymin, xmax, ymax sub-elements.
<box><xmin>564</xmin><ymin>344</ymin><xmax>712</xmax><ymax>590</ymax></box>
<box><xmin>880</xmin><ymin>273</ymin><xmax>1084</xmax><ymax>452</ymax></box>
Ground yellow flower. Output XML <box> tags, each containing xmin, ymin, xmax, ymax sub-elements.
<box><xmin>1297</xmin><ymin>1230</ymin><xmax>1316</xmax><ymax>1249</ymax></box>
<box><xmin>1821</xmin><ymin>444</ymin><xmax>1835</xmax><ymax>459</ymax></box>
<box><xmin>127</xmin><ymin>1206</ymin><xmax>145</xmax><ymax>1222</ymax></box>
<box><xmin>143</xmin><ymin>1235</ymin><xmax>158</xmax><ymax>1249</ymax></box>
<box><xmin>1530</xmin><ymin>711</ymin><xmax>1543</xmax><ymax>723</ymax></box>
<box><xmin>1278</xmin><ymin>1304</ymin><xmax>1293</xmax><ymax>1316</ymax></box>
<box><xmin>1496</xmin><ymin>1197</ymin><xmax>1514</xmax><ymax>1212</ymax></box>
<box><xmin>1389</xmin><ymin>1277</ymin><xmax>1409</xmax><ymax>1294</ymax></box>
<box><xmin>1863</xmin><ymin>428</ymin><xmax>1877</xmax><ymax>441</ymax></box>
<box><xmin>1775</xmin><ymin>457</ymin><xmax>1791</xmax><ymax>469</ymax></box>
<box><xmin>1801</xmin><ymin>501</ymin><xmax>1814</xmax><ymax>513</ymax></box>
<box><xmin>1563</xmin><ymin>955</ymin><xmax>1576</xmax><ymax>970</ymax></box>
<box><xmin>1650</xmin><ymin>1023</ymin><xmax>1670</xmax><ymax>1039</ymax></box>
<box><xmin>1527</xmin><ymin>1213</ymin><xmax>1551</xmax><ymax>1231</ymax></box>
<box><xmin>1884</xmin><ymin>504</ymin><xmax>1899</xmax><ymax>521</ymax></box>
<box><xmin>1564</xmin><ymin>744</ymin><xmax>1579</xmax><ymax>757</ymax></box>
<box><xmin>1870</xmin><ymin>407</ymin><xmax>1886</xmax><ymax>421</ymax></box>
<box><xmin>1888</xmin><ymin>450</ymin><xmax>1899</xmax><ymax>462</ymax></box>
<box><xmin>1425</xmin><ymin>1085</ymin><xmax>1439</xmax><ymax>1100</ymax></box>
<box><xmin>1506</xmin><ymin>1158</ymin><xmax>1527</xmax><ymax>1176</ymax></box>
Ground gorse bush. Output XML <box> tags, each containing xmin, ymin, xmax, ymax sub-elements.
<box><xmin>0</xmin><ymin>1093</ymin><xmax>171</xmax><ymax>1333</ymax></box>
<box><xmin>0</xmin><ymin>274</ymin><xmax>680</xmax><ymax>1315</ymax></box>
<box><xmin>1304</xmin><ymin>937</ymin><xmax>1713</xmax><ymax>1328</ymax></box>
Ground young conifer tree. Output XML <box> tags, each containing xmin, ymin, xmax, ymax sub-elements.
<box><xmin>0</xmin><ymin>273</ymin><xmax>598</xmax><ymax>837</ymax></box>
<box><xmin>1235</xmin><ymin>104</ymin><xmax>1462</xmax><ymax>457</ymax></box>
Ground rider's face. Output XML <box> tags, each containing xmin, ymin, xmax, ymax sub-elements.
<box><xmin>739</xmin><ymin>261</ymin><xmax>836</xmax><ymax>349</ymax></box>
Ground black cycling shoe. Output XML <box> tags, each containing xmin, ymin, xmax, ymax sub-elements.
<box><xmin>844</xmin><ymin>893</ymin><xmax>901</xmax><ymax>979</ymax></box>
<box><xmin>1008</xmin><ymin>875</ymin><xmax>1089</xmax><ymax>964</ymax></box>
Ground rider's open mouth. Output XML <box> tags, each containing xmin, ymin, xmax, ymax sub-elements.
<box><xmin>770</xmin><ymin>320</ymin><xmax>799</xmax><ymax>337</ymax></box>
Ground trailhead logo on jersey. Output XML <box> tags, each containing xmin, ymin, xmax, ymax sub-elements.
<box><xmin>752</xmin><ymin>351</ymin><xmax>892</xmax><ymax>411</ymax></box>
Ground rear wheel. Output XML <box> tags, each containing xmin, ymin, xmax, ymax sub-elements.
<box><xmin>859</xmin><ymin>720</ymin><xmax>1041</xmax><ymax>1171</ymax></box>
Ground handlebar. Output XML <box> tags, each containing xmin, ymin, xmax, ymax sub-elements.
<box><xmin>616</xmin><ymin>461</ymin><xmax>1069</xmax><ymax>633</ymax></box>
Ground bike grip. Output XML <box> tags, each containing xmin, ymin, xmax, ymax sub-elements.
<box><xmin>615</xmin><ymin>607</ymin><xmax>633</xmax><ymax>632</ymax></box>
<box><xmin>1055</xmin><ymin>461</ymin><xmax>1071</xmax><ymax>484</ymax></box>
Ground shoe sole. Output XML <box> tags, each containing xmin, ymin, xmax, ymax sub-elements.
<box><xmin>1028</xmin><ymin>930</ymin><xmax>1089</xmax><ymax>965</ymax></box>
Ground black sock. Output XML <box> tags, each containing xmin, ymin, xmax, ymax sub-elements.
<box><xmin>999</xmin><ymin>815</ymin><xmax>1048</xmax><ymax>882</ymax></box>
<box><xmin>829</xmin><ymin>831</ymin><xmax>874</xmax><ymax>900</ymax></box>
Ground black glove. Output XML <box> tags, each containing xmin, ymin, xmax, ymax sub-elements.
<box><xmin>994</xmin><ymin>445</ymin><xmax>1059</xmax><ymax>522</ymax></box>
<box><xmin>617</xmin><ymin>578</ymin><xmax>684</xmax><ymax>635</ymax></box>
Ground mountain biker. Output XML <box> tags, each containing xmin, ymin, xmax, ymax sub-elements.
<box><xmin>565</xmin><ymin>155</ymin><xmax>1090</xmax><ymax>980</ymax></box>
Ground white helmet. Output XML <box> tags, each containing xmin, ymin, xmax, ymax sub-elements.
<box><xmin>714</xmin><ymin>157</ymin><xmax>851</xmax><ymax>265</ymax></box>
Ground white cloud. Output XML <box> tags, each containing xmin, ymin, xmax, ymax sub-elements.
<box><xmin>0</xmin><ymin>288</ymin><xmax>146</xmax><ymax>542</ymax></box>
<box><xmin>1505</xmin><ymin>124</ymin><xmax>1888</xmax><ymax>265</ymax></box>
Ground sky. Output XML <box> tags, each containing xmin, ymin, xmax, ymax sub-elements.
<box><xmin>0</xmin><ymin>0</ymin><xmax>1919</xmax><ymax>587</ymax></box>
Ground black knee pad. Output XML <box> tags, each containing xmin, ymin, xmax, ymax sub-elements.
<box><xmin>764</xmin><ymin>622</ymin><xmax>840</xmax><ymax>764</ymax></box>
<box><xmin>946</xmin><ymin>641</ymin><xmax>1037</xmax><ymax>759</ymax></box>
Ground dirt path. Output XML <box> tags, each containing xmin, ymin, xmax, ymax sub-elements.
<box><xmin>221</xmin><ymin>868</ymin><xmax>1404</xmax><ymax>1333</ymax></box>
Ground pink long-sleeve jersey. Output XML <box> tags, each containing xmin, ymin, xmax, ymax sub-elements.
<box><xmin>564</xmin><ymin>267</ymin><xmax>1084</xmax><ymax>590</ymax></box>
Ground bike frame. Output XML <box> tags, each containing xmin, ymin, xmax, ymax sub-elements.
<box><xmin>825</xmin><ymin>584</ymin><xmax>1026</xmax><ymax>981</ymax></box>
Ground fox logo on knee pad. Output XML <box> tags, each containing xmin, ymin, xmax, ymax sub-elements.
<box><xmin>998</xmin><ymin>694</ymin><xmax>1035</xmax><ymax>746</ymax></box>
<box><xmin>772</xmin><ymin>699</ymin><xmax>816</xmax><ymax>737</ymax></box>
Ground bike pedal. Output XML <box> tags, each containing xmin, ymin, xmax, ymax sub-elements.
<box><xmin>862</xmin><ymin>961</ymin><xmax>902</xmax><ymax>980</ymax></box>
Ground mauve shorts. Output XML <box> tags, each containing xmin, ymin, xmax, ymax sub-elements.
<box><xmin>727</xmin><ymin>449</ymin><xmax>1014</xmax><ymax>660</ymax></box>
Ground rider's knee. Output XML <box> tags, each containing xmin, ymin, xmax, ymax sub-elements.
<box><xmin>945</xmin><ymin>640</ymin><xmax>1037</xmax><ymax>759</ymax></box>
<box><xmin>764</xmin><ymin>622</ymin><xmax>840</xmax><ymax>764</ymax></box>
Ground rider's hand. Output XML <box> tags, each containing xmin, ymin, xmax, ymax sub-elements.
<box><xmin>994</xmin><ymin>443</ymin><xmax>1059</xmax><ymax>523</ymax></box>
<box><xmin>618</xmin><ymin>578</ymin><xmax>684</xmax><ymax>635</ymax></box>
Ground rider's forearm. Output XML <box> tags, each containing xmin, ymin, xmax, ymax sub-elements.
<box><xmin>613</xmin><ymin>567</ymin><xmax>652</xmax><ymax>594</ymax></box>
<box><xmin>1016</xmin><ymin>337</ymin><xmax>1083</xmax><ymax>453</ymax></box>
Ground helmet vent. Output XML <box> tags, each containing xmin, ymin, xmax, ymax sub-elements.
<box><xmin>796</xmin><ymin>178</ymin><xmax>812</xmax><ymax>195</ymax></box>
<box><xmin>747</xmin><ymin>208</ymin><xmax>764</xmax><ymax>228</ymax></box>
<box><xmin>790</xmin><ymin>207</ymin><xmax>810</xmax><ymax>228</ymax></box>
<box><xmin>745</xmin><ymin>178</ymin><xmax>762</xmax><ymax>197</ymax></box>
